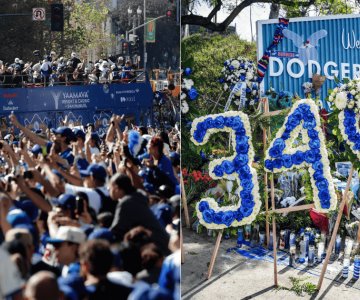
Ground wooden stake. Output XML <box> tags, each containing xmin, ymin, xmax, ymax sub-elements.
<box><xmin>317</xmin><ymin>166</ymin><xmax>354</xmax><ymax>291</ymax></box>
<box><xmin>270</xmin><ymin>174</ymin><xmax>278</xmax><ymax>287</ymax></box>
<box><xmin>181</xmin><ymin>176</ymin><xmax>190</xmax><ymax>228</ymax></box>
<box><xmin>181</xmin><ymin>227</ymin><xmax>185</xmax><ymax>264</ymax></box>
<box><xmin>207</xmin><ymin>230</ymin><xmax>223</xmax><ymax>280</ymax></box>
<box><xmin>273</xmin><ymin>204</ymin><xmax>314</xmax><ymax>214</ymax></box>
<box><xmin>262</xmin><ymin>97</ymin><xmax>270</xmax><ymax>247</ymax></box>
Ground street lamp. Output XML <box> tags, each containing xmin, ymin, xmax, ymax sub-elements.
<box><xmin>136</xmin><ymin>6</ymin><xmax>142</xmax><ymax>27</ymax></box>
<box><xmin>127</xmin><ymin>7</ymin><xmax>133</xmax><ymax>26</ymax></box>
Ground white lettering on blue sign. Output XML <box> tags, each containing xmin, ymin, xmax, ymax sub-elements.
<box><xmin>269</xmin><ymin>57</ymin><xmax>360</xmax><ymax>80</ymax></box>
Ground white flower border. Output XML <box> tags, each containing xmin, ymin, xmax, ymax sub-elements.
<box><xmin>264</xmin><ymin>99</ymin><xmax>337</xmax><ymax>212</ymax></box>
<box><xmin>339</xmin><ymin>110</ymin><xmax>360</xmax><ymax>160</ymax></box>
<box><xmin>190</xmin><ymin>111</ymin><xmax>261</xmax><ymax>229</ymax></box>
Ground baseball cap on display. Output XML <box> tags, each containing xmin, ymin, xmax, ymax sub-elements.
<box><xmin>80</xmin><ymin>164</ymin><xmax>107</xmax><ymax>181</ymax></box>
<box><xmin>47</xmin><ymin>226</ymin><xmax>86</xmax><ymax>244</ymax></box>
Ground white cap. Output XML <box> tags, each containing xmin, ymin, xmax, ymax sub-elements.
<box><xmin>15</xmin><ymin>58</ymin><xmax>20</xmax><ymax>63</ymax></box>
<box><xmin>47</xmin><ymin>226</ymin><xmax>86</xmax><ymax>244</ymax></box>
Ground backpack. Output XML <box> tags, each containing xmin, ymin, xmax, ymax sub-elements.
<box><xmin>95</xmin><ymin>188</ymin><xmax>117</xmax><ymax>215</ymax></box>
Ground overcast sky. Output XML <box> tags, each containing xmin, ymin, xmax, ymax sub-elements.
<box><xmin>193</xmin><ymin>2</ymin><xmax>271</xmax><ymax>41</ymax></box>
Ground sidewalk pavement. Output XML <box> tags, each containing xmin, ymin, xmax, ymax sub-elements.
<box><xmin>181</xmin><ymin>227</ymin><xmax>360</xmax><ymax>300</ymax></box>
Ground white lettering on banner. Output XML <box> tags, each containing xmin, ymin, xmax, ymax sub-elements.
<box><xmin>354</xmin><ymin>64</ymin><xmax>360</xmax><ymax>78</ymax></box>
<box><xmin>308</xmin><ymin>60</ymin><xmax>321</xmax><ymax>78</ymax></box>
<box><xmin>120</xmin><ymin>97</ymin><xmax>136</xmax><ymax>103</ymax></box>
<box><xmin>269</xmin><ymin>57</ymin><xmax>360</xmax><ymax>81</ymax></box>
<box><xmin>116</xmin><ymin>90</ymin><xmax>136</xmax><ymax>95</ymax></box>
<box><xmin>3</xmin><ymin>106</ymin><xmax>19</xmax><ymax>111</ymax></box>
<box><xmin>287</xmin><ymin>58</ymin><xmax>304</xmax><ymax>78</ymax></box>
<box><xmin>324</xmin><ymin>61</ymin><xmax>338</xmax><ymax>80</ymax></box>
<box><xmin>341</xmin><ymin>63</ymin><xmax>350</xmax><ymax>79</ymax></box>
<box><xmin>62</xmin><ymin>91</ymin><xmax>89</xmax><ymax>99</ymax></box>
<box><xmin>342</xmin><ymin>29</ymin><xmax>360</xmax><ymax>50</ymax></box>
<box><xmin>269</xmin><ymin>57</ymin><xmax>283</xmax><ymax>76</ymax></box>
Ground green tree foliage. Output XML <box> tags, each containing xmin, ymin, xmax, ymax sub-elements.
<box><xmin>284</xmin><ymin>0</ymin><xmax>354</xmax><ymax>18</ymax></box>
<box><xmin>51</xmin><ymin>0</ymin><xmax>113</xmax><ymax>58</ymax></box>
<box><xmin>0</xmin><ymin>0</ymin><xmax>112</xmax><ymax>62</ymax></box>
<box><xmin>181</xmin><ymin>33</ymin><xmax>256</xmax><ymax>170</ymax></box>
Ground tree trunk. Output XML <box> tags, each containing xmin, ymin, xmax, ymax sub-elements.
<box><xmin>269</xmin><ymin>3</ymin><xmax>280</xmax><ymax>19</ymax></box>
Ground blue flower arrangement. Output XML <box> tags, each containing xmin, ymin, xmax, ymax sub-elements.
<box><xmin>181</xmin><ymin>67</ymin><xmax>198</xmax><ymax>114</ymax></box>
<box><xmin>191</xmin><ymin>111</ymin><xmax>261</xmax><ymax>229</ymax></box>
<box><xmin>264</xmin><ymin>99</ymin><xmax>337</xmax><ymax>212</ymax></box>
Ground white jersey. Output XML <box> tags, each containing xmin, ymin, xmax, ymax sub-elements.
<box><xmin>0</xmin><ymin>248</ymin><xmax>23</xmax><ymax>299</ymax></box>
<box><xmin>65</xmin><ymin>184</ymin><xmax>109</xmax><ymax>214</ymax></box>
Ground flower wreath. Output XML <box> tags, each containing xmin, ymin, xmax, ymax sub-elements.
<box><xmin>328</xmin><ymin>78</ymin><xmax>360</xmax><ymax>160</ymax></box>
<box><xmin>181</xmin><ymin>67</ymin><xmax>198</xmax><ymax>114</ymax></box>
<box><xmin>190</xmin><ymin>111</ymin><xmax>261</xmax><ymax>229</ymax></box>
<box><xmin>219</xmin><ymin>57</ymin><xmax>259</xmax><ymax>109</ymax></box>
<box><xmin>264</xmin><ymin>99</ymin><xmax>337</xmax><ymax>212</ymax></box>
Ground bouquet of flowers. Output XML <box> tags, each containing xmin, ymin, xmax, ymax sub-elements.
<box><xmin>181</xmin><ymin>67</ymin><xmax>198</xmax><ymax>114</ymax></box>
<box><xmin>328</xmin><ymin>78</ymin><xmax>360</xmax><ymax>160</ymax></box>
<box><xmin>182</xmin><ymin>168</ymin><xmax>216</xmax><ymax>202</ymax></box>
<box><xmin>219</xmin><ymin>57</ymin><xmax>259</xmax><ymax>109</ymax></box>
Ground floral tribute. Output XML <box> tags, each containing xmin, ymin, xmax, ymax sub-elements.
<box><xmin>190</xmin><ymin>111</ymin><xmax>261</xmax><ymax>229</ymax></box>
<box><xmin>328</xmin><ymin>78</ymin><xmax>360</xmax><ymax>160</ymax></box>
<box><xmin>264</xmin><ymin>99</ymin><xmax>337</xmax><ymax>212</ymax></box>
<box><xmin>181</xmin><ymin>67</ymin><xmax>198</xmax><ymax>114</ymax></box>
<box><xmin>219</xmin><ymin>57</ymin><xmax>259</xmax><ymax>109</ymax></box>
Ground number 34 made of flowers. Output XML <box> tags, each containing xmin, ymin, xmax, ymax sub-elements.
<box><xmin>190</xmin><ymin>99</ymin><xmax>337</xmax><ymax>230</ymax></box>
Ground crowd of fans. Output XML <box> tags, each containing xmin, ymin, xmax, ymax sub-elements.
<box><xmin>0</xmin><ymin>51</ymin><xmax>139</xmax><ymax>88</ymax></box>
<box><xmin>0</xmin><ymin>113</ymin><xmax>180</xmax><ymax>300</ymax></box>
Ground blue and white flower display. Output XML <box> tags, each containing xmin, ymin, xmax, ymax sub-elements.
<box><xmin>328</xmin><ymin>78</ymin><xmax>360</xmax><ymax>160</ymax></box>
<box><xmin>190</xmin><ymin>111</ymin><xmax>261</xmax><ymax>229</ymax></box>
<box><xmin>181</xmin><ymin>67</ymin><xmax>198</xmax><ymax>114</ymax></box>
<box><xmin>220</xmin><ymin>57</ymin><xmax>259</xmax><ymax>109</ymax></box>
<box><xmin>264</xmin><ymin>99</ymin><xmax>337</xmax><ymax>212</ymax></box>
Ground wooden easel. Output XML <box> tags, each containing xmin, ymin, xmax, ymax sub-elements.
<box><xmin>205</xmin><ymin>98</ymin><xmax>285</xmax><ymax>280</ymax></box>
<box><xmin>262</xmin><ymin>97</ymin><xmax>353</xmax><ymax>290</ymax></box>
<box><xmin>181</xmin><ymin>175</ymin><xmax>190</xmax><ymax>229</ymax></box>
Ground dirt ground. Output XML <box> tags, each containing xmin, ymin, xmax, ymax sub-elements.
<box><xmin>181</xmin><ymin>227</ymin><xmax>360</xmax><ymax>300</ymax></box>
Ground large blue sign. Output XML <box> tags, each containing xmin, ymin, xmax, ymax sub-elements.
<box><xmin>257</xmin><ymin>14</ymin><xmax>360</xmax><ymax>110</ymax></box>
<box><xmin>0</xmin><ymin>82</ymin><xmax>153</xmax><ymax>135</ymax></box>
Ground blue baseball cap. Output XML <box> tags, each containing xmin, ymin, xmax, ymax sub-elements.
<box><xmin>7</xmin><ymin>209</ymin><xmax>32</xmax><ymax>227</ymax></box>
<box><xmin>58</xmin><ymin>275</ymin><xmax>87</xmax><ymax>300</ymax></box>
<box><xmin>54</xmin><ymin>194</ymin><xmax>76</xmax><ymax>210</ymax></box>
<box><xmin>14</xmin><ymin>200</ymin><xmax>39</xmax><ymax>222</ymax></box>
<box><xmin>58</xmin><ymin>284</ymin><xmax>78</xmax><ymax>300</ymax></box>
<box><xmin>51</xmin><ymin>126</ymin><xmax>74</xmax><ymax>139</ymax></box>
<box><xmin>80</xmin><ymin>164</ymin><xmax>107</xmax><ymax>181</ymax></box>
<box><xmin>73</xmin><ymin>128</ymin><xmax>86</xmax><ymax>140</ymax></box>
<box><xmin>88</xmin><ymin>228</ymin><xmax>114</xmax><ymax>243</ymax></box>
<box><xmin>31</xmin><ymin>144</ymin><xmax>42</xmax><ymax>155</ymax></box>
<box><xmin>90</xmin><ymin>132</ymin><xmax>99</xmax><ymax>141</ymax></box>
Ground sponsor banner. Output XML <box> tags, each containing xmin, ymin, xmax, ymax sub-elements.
<box><xmin>0</xmin><ymin>83</ymin><xmax>153</xmax><ymax>128</ymax></box>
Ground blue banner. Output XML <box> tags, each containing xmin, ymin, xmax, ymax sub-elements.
<box><xmin>257</xmin><ymin>15</ymin><xmax>360</xmax><ymax>110</ymax></box>
<box><xmin>0</xmin><ymin>83</ymin><xmax>153</xmax><ymax>134</ymax></box>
